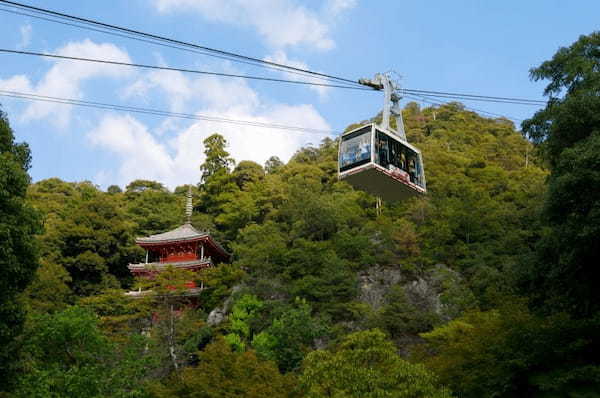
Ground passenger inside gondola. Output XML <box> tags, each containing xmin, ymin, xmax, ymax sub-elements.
<box><xmin>339</xmin><ymin>126</ymin><xmax>372</xmax><ymax>170</ymax></box>
<box><xmin>408</xmin><ymin>157</ymin><xmax>416</xmax><ymax>183</ymax></box>
<box><xmin>378</xmin><ymin>136</ymin><xmax>388</xmax><ymax>166</ymax></box>
<box><xmin>400</xmin><ymin>150</ymin><xmax>407</xmax><ymax>171</ymax></box>
<box><xmin>373</xmin><ymin>129</ymin><xmax>424</xmax><ymax>186</ymax></box>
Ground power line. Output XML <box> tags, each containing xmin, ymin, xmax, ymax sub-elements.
<box><xmin>0</xmin><ymin>1</ymin><xmax>549</xmax><ymax>107</ymax></box>
<box><xmin>0</xmin><ymin>6</ymin><xmax>354</xmax><ymax>87</ymax></box>
<box><xmin>0</xmin><ymin>0</ymin><xmax>364</xmax><ymax>87</ymax></box>
<box><xmin>0</xmin><ymin>50</ymin><xmax>529</xmax><ymax>123</ymax></box>
<box><xmin>0</xmin><ymin>90</ymin><xmax>338</xmax><ymax>135</ymax></box>
<box><xmin>404</xmin><ymin>93</ymin><xmax>522</xmax><ymax>122</ymax></box>
<box><xmin>0</xmin><ymin>1</ymin><xmax>544</xmax><ymax>121</ymax></box>
<box><xmin>0</xmin><ymin>48</ymin><xmax>372</xmax><ymax>91</ymax></box>
<box><xmin>0</xmin><ymin>89</ymin><xmax>522</xmax><ymax>136</ymax></box>
<box><xmin>0</xmin><ymin>5</ymin><xmax>329</xmax><ymax>82</ymax></box>
<box><xmin>0</xmin><ymin>48</ymin><xmax>548</xmax><ymax>107</ymax></box>
<box><xmin>402</xmin><ymin>89</ymin><xmax>546</xmax><ymax>105</ymax></box>
<box><xmin>402</xmin><ymin>91</ymin><xmax>544</xmax><ymax>106</ymax></box>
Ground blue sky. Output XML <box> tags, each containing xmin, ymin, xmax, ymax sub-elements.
<box><xmin>0</xmin><ymin>0</ymin><xmax>598</xmax><ymax>189</ymax></box>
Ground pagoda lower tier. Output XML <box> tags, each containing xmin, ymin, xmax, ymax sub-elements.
<box><xmin>126</xmin><ymin>222</ymin><xmax>229</xmax><ymax>299</ymax></box>
<box><xmin>128</xmin><ymin>258</ymin><xmax>213</xmax><ymax>277</ymax></box>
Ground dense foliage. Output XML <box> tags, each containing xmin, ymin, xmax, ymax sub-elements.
<box><xmin>0</xmin><ymin>109</ymin><xmax>41</xmax><ymax>387</ymax></box>
<box><xmin>522</xmin><ymin>32</ymin><xmax>600</xmax><ymax>316</ymax></box>
<box><xmin>2</xmin><ymin>31</ymin><xmax>599</xmax><ymax>397</ymax></box>
<box><xmin>419</xmin><ymin>300</ymin><xmax>600</xmax><ymax>396</ymax></box>
<box><xmin>12</xmin><ymin>306</ymin><xmax>158</xmax><ymax>398</ymax></box>
<box><xmin>301</xmin><ymin>329</ymin><xmax>451</xmax><ymax>398</ymax></box>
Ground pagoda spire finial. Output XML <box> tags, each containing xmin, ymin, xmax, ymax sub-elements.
<box><xmin>185</xmin><ymin>185</ymin><xmax>193</xmax><ymax>224</ymax></box>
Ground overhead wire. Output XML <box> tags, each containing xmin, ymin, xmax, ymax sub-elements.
<box><xmin>0</xmin><ymin>48</ymin><xmax>372</xmax><ymax>91</ymax></box>
<box><xmin>402</xmin><ymin>88</ymin><xmax>545</xmax><ymax>105</ymax></box>
<box><xmin>401</xmin><ymin>90</ymin><xmax>544</xmax><ymax>106</ymax></box>
<box><xmin>0</xmin><ymin>5</ymin><xmax>334</xmax><ymax>82</ymax></box>
<box><xmin>404</xmin><ymin>93</ymin><xmax>522</xmax><ymax>122</ymax></box>
<box><xmin>0</xmin><ymin>88</ymin><xmax>522</xmax><ymax>138</ymax></box>
<box><xmin>0</xmin><ymin>89</ymin><xmax>339</xmax><ymax>135</ymax></box>
<box><xmin>0</xmin><ymin>0</ymin><xmax>365</xmax><ymax>87</ymax></box>
<box><xmin>405</xmin><ymin>93</ymin><xmax>512</xmax><ymax>120</ymax></box>
<box><xmin>0</xmin><ymin>48</ymin><xmax>546</xmax><ymax>106</ymax></box>
<box><xmin>0</xmin><ymin>2</ymin><xmax>548</xmax><ymax>103</ymax></box>
<box><xmin>0</xmin><ymin>1</ymin><xmax>542</xmax><ymax>124</ymax></box>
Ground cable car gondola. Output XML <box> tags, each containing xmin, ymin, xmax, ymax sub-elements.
<box><xmin>338</xmin><ymin>73</ymin><xmax>426</xmax><ymax>201</ymax></box>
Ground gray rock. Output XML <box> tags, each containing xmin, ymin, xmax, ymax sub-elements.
<box><xmin>358</xmin><ymin>266</ymin><xmax>404</xmax><ymax>310</ymax></box>
<box><xmin>207</xmin><ymin>307</ymin><xmax>227</xmax><ymax>326</ymax></box>
<box><xmin>405</xmin><ymin>277</ymin><xmax>442</xmax><ymax>316</ymax></box>
<box><xmin>206</xmin><ymin>285</ymin><xmax>241</xmax><ymax>326</ymax></box>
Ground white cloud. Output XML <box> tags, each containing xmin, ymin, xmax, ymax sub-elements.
<box><xmin>17</xmin><ymin>24</ymin><xmax>32</xmax><ymax>49</ymax></box>
<box><xmin>153</xmin><ymin>0</ymin><xmax>335</xmax><ymax>50</ymax></box>
<box><xmin>93</xmin><ymin>73</ymin><xmax>331</xmax><ymax>189</ymax></box>
<box><xmin>0</xmin><ymin>36</ymin><xmax>334</xmax><ymax>189</ymax></box>
<box><xmin>123</xmin><ymin>68</ymin><xmax>193</xmax><ymax>112</ymax></box>
<box><xmin>0</xmin><ymin>39</ymin><xmax>133</xmax><ymax>127</ymax></box>
<box><xmin>0</xmin><ymin>74</ymin><xmax>33</xmax><ymax>92</ymax></box>
<box><xmin>169</xmin><ymin>101</ymin><xmax>330</xmax><ymax>183</ymax></box>
<box><xmin>122</xmin><ymin>64</ymin><xmax>263</xmax><ymax>136</ymax></box>
<box><xmin>88</xmin><ymin>114</ymin><xmax>178</xmax><ymax>184</ymax></box>
<box><xmin>123</xmin><ymin>67</ymin><xmax>259</xmax><ymax>114</ymax></box>
<box><xmin>263</xmin><ymin>50</ymin><xmax>330</xmax><ymax>98</ymax></box>
<box><xmin>326</xmin><ymin>0</ymin><xmax>357</xmax><ymax>16</ymax></box>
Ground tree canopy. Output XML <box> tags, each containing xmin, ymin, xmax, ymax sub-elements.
<box><xmin>522</xmin><ymin>31</ymin><xmax>600</xmax><ymax>316</ymax></box>
<box><xmin>301</xmin><ymin>329</ymin><xmax>451</xmax><ymax>398</ymax></box>
<box><xmin>0</xmin><ymin>109</ymin><xmax>41</xmax><ymax>387</ymax></box>
<box><xmin>3</xmin><ymin>31</ymin><xmax>600</xmax><ymax>396</ymax></box>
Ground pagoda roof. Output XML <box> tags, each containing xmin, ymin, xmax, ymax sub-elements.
<box><xmin>135</xmin><ymin>223</ymin><xmax>230</xmax><ymax>261</ymax></box>
<box><xmin>137</xmin><ymin>223</ymin><xmax>207</xmax><ymax>244</ymax></box>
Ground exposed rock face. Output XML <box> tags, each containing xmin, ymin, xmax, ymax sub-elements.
<box><xmin>206</xmin><ymin>285</ymin><xmax>241</xmax><ymax>326</ymax></box>
<box><xmin>358</xmin><ymin>263</ymin><xmax>470</xmax><ymax>321</ymax></box>
<box><xmin>207</xmin><ymin>306</ymin><xmax>226</xmax><ymax>326</ymax></box>
<box><xmin>405</xmin><ymin>277</ymin><xmax>443</xmax><ymax>317</ymax></box>
<box><xmin>358</xmin><ymin>266</ymin><xmax>404</xmax><ymax>310</ymax></box>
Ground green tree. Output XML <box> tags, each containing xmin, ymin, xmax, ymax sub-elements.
<box><xmin>301</xmin><ymin>329</ymin><xmax>451</xmax><ymax>398</ymax></box>
<box><xmin>224</xmin><ymin>294</ymin><xmax>265</xmax><ymax>351</ymax></box>
<box><xmin>198</xmin><ymin>134</ymin><xmax>239</xmax><ymax>225</ymax></box>
<box><xmin>23</xmin><ymin>260</ymin><xmax>72</xmax><ymax>314</ymax></box>
<box><xmin>253</xmin><ymin>299</ymin><xmax>327</xmax><ymax>372</ymax></box>
<box><xmin>200</xmin><ymin>133</ymin><xmax>235</xmax><ymax>182</ymax></box>
<box><xmin>78</xmin><ymin>288</ymin><xmax>153</xmax><ymax>339</ymax></box>
<box><xmin>152</xmin><ymin>337</ymin><xmax>299</xmax><ymax>398</ymax></box>
<box><xmin>522</xmin><ymin>31</ymin><xmax>600</xmax><ymax>316</ymax></box>
<box><xmin>419</xmin><ymin>301</ymin><xmax>600</xmax><ymax>397</ymax></box>
<box><xmin>13</xmin><ymin>306</ymin><xmax>158</xmax><ymax>398</ymax></box>
<box><xmin>198</xmin><ymin>263</ymin><xmax>245</xmax><ymax>310</ymax></box>
<box><xmin>232</xmin><ymin>160</ymin><xmax>264</xmax><ymax>189</ymax></box>
<box><xmin>376</xmin><ymin>285</ymin><xmax>440</xmax><ymax>338</ymax></box>
<box><xmin>124</xmin><ymin>181</ymin><xmax>182</xmax><ymax>236</ymax></box>
<box><xmin>265</xmin><ymin>155</ymin><xmax>284</xmax><ymax>174</ymax></box>
<box><xmin>106</xmin><ymin>184</ymin><xmax>122</xmax><ymax>194</ymax></box>
<box><xmin>0</xmin><ymin>108</ymin><xmax>41</xmax><ymax>388</ymax></box>
<box><xmin>125</xmin><ymin>179</ymin><xmax>168</xmax><ymax>194</ymax></box>
<box><xmin>47</xmin><ymin>194</ymin><xmax>141</xmax><ymax>295</ymax></box>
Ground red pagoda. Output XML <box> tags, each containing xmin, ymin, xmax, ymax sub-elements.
<box><xmin>126</xmin><ymin>188</ymin><xmax>229</xmax><ymax>296</ymax></box>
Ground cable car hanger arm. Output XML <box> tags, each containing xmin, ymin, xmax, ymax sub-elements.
<box><xmin>358</xmin><ymin>73</ymin><xmax>406</xmax><ymax>141</ymax></box>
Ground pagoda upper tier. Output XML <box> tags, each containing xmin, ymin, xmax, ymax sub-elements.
<box><xmin>128</xmin><ymin>222</ymin><xmax>229</xmax><ymax>277</ymax></box>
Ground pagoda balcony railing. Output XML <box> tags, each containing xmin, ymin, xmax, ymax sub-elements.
<box><xmin>125</xmin><ymin>286</ymin><xmax>204</xmax><ymax>298</ymax></box>
<box><xmin>128</xmin><ymin>257</ymin><xmax>213</xmax><ymax>272</ymax></box>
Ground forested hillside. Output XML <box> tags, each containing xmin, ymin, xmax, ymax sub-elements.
<box><xmin>1</xmin><ymin>32</ymin><xmax>599</xmax><ymax>398</ymax></box>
